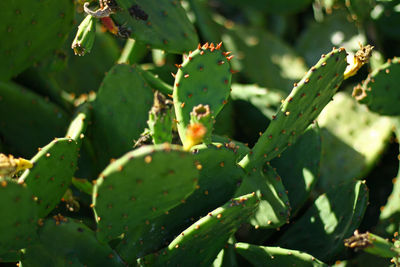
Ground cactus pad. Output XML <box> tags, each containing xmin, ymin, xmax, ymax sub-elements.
<box><xmin>239</xmin><ymin>47</ymin><xmax>348</xmax><ymax>171</ymax></box>
<box><xmin>91</xmin><ymin>64</ymin><xmax>153</xmax><ymax>167</ymax></box>
<box><xmin>353</xmin><ymin>57</ymin><xmax>400</xmax><ymax>115</ymax></box>
<box><xmin>19</xmin><ymin>138</ymin><xmax>79</xmax><ymax>218</ymax></box>
<box><xmin>141</xmin><ymin>193</ymin><xmax>259</xmax><ymax>266</ymax></box>
<box><xmin>236</xmin><ymin>165</ymin><xmax>290</xmax><ymax>228</ymax></box>
<box><xmin>0</xmin><ymin>178</ymin><xmax>38</xmax><ymax>255</ymax></box>
<box><xmin>317</xmin><ymin>92</ymin><xmax>393</xmax><ymax>191</ymax></box>
<box><xmin>21</xmin><ymin>217</ymin><xmax>124</xmax><ymax>267</ymax></box>
<box><xmin>66</xmin><ymin>103</ymin><xmax>91</xmax><ymax>146</ymax></box>
<box><xmin>235</xmin><ymin>242</ymin><xmax>327</xmax><ymax>267</ymax></box>
<box><xmin>0</xmin><ymin>0</ymin><xmax>74</xmax><ymax>80</ymax></box>
<box><xmin>93</xmin><ymin>144</ymin><xmax>199</xmax><ymax>242</ymax></box>
<box><xmin>277</xmin><ymin>180</ymin><xmax>369</xmax><ymax>262</ymax></box>
<box><xmin>110</xmin><ymin>0</ymin><xmax>198</xmax><ymax>53</ymax></box>
<box><xmin>0</xmin><ymin>81</ymin><xmax>69</xmax><ymax>157</ymax></box>
<box><xmin>173</xmin><ymin>43</ymin><xmax>232</xmax><ymax>147</ymax></box>
<box><xmin>115</xmin><ymin>143</ymin><xmax>245</xmax><ymax>262</ymax></box>
<box><xmin>271</xmin><ymin>125</ymin><xmax>321</xmax><ymax>216</ymax></box>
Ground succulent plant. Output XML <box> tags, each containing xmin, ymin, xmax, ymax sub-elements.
<box><xmin>2</xmin><ymin>0</ymin><xmax>400</xmax><ymax>266</ymax></box>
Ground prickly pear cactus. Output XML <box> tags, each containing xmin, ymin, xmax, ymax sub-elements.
<box><xmin>277</xmin><ymin>180</ymin><xmax>369</xmax><ymax>262</ymax></box>
<box><xmin>235</xmin><ymin>242</ymin><xmax>327</xmax><ymax>267</ymax></box>
<box><xmin>18</xmin><ymin>138</ymin><xmax>79</xmax><ymax>218</ymax></box>
<box><xmin>106</xmin><ymin>0</ymin><xmax>198</xmax><ymax>53</ymax></box>
<box><xmin>141</xmin><ymin>193</ymin><xmax>259</xmax><ymax>266</ymax></box>
<box><xmin>353</xmin><ymin>57</ymin><xmax>400</xmax><ymax>115</ymax></box>
<box><xmin>91</xmin><ymin>64</ymin><xmax>153</xmax><ymax>167</ymax></box>
<box><xmin>92</xmin><ymin>144</ymin><xmax>199</xmax><ymax>242</ymax></box>
<box><xmin>173</xmin><ymin>43</ymin><xmax>232</xmax><ymax>148</ymax></box>
<box><xmin>239</xmin><ymin>47</ymin><xmax>348</xmax><ymax>171</ymax></box>
<box><xmin>21</xmin><ymin>216</ymin><xmax>125</xmax><ymax>266</ymax></box>
<box><xmin>0</xmin><ymin>178</ymin><xmax>38</xmax><ymax>255</ymax></box>
<box><xmin>0</xmin><ymin>81</ymin><xmax>69</xmax><ymax>157</ymax></box>
<box><xmin>2</xmin><ymin>0</ymin><xmax>400</xmax><ymax>265</ymax></box>
<box><xmin>0</xmin><ymin>0</ymin><xmax>74</xmax><ymax>81</ymax></box>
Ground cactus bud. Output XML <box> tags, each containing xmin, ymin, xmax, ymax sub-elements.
<box><xmin>71</xmin><ymin>15</ymin><xmax>96</xmax><ymax>56</ymax></box>
<box><xmin>183</xmin><ymin>123</ymin><xmax>207</xmax><ymax>151</ymax></box>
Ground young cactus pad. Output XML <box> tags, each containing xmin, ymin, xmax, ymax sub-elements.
<box><xmin>239</xmin><ymin>47</ymin><xmax>348</xmax><ymax>171</ymax></box>
<box><xmin>0</xmin><ymin>178</ymin><xmax>38</xmax><ymax>255</ymax></box>
<box><xmin>18</xmin><ymin>138</ymin><xmax>79</xmax><ymax>218</ymax></box>
<box><xmin>140</xmin><ymin>193</ymin><xmax>259</xmax><ymax>266</ymax></box>
<box><xmin>65</xmin><ymin>103</ymin><xmax>91</xmax><ymax>146</ymax></box>
<box><xmin>92</xmin><ymin>144</ymin><xmax>199</xmax><ymax>242</ymax></box>
<box><xmin>353</xmin><ymin>57</ymin><xmax>400</xmax><ymax>115</ymax></box>
<box><xmin>173</xmin><ymin>43</ymin><xmax>232</xmax><ymax>148</ymax></box>
<box><xmin>71</xmin><ymin>15</ymin><xmax>96</xmax><ymax>56</ymax></box>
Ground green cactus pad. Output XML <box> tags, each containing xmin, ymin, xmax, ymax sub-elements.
<box><xmin>353</xmin><ymin>57</ymin><xmax>400</xmax><ymax>116</ymax></box>
<box><xmin>239</xmin><ymin>47</ymin><xmax>348</xmax><ymax>172</ymax></box>
<box><xmin>110</xmin><ymin>0</ymin><xmax>198</xmax><ymax>53</ymax></box>
<box><xmin>137</xmin><ymin>66</ymin><xmax>173</xmax><ymax>95</ymax></box>
<box><xmin>236</xmin><ymin>165</ymin><xmax>290</xmax><ymax>228</ymax></box>
<box><xmin>93</xmin><ymin>144</ymin><xmax>198</xmax><ymax>242</ymax></box>
<box><xmin>140</xmin><ymin>193</ymin><xmax>259</xmax><ymax>266</ymax></box>
<box><xmin>91</xmin><ymin>64</ymin><xmax>153</xmax><ymax>167</ymax></box>
<box><xmin>0</xmin><ymin>0</ymin><xmax>74</xmax><ymax>81</ymax></box>
<box><xmin>277</xmin><ymin>180</ymin><xmax>369</xmax><ymax>262</ymax></box>
<box><xmin>0</xmin><ymin>178</ymin><xmax>38</xmax><ymax>255</ymax></box>
<box><xmin>20</xmin><ymin>217</ymin><xmax>124</xmax><ymax>267</ymax></box>
<box><xmin>115</xmin><ymin>143</ymin><xmax>245</xmax><ymax>262</ymax></box>
<box><xmin>212</xmin><ymin>240</ymin><xmax>238</xmax><ymax>267</ymax></box>
<box><xmin>235</xmin><ymin>243</ymin><xmax>327</xmax><ymax>267</ymax></box>
<box><xmin>0</xmin><ymin>81</ymin><xmax>69</xmax><ymax>158</ymax></box>
<box><xmin>66</xmin><ymin>103</ymin><xmax>91</xmax><ymax>146</ymax></box>
<box><xmin>19</xmin><ymin>138</ymin><xmax>79</xmax><ymax>218</ymax></box>
<box><xmin>211</xmin><ymin>135</ymin><xmax>251</xmax><ymax>161</ymax></box>
<box><xmin>317</xmin><ymin>92</ymin><xmax>393</xmax><ymax>191</ymax></box>
<box><xmin>271</xmin><ymin>124</ymin><xmax>321</xmax><ymax>216</ymax></box>
<box><xmin>147</xmin><ymin>91</ymin><xmax>174</xmax><ymax>144</ymax></box>
<box><xmin>173</xmin><ymin>43</ymin><xmax>232</xmax><ymax>146</ymax></box>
